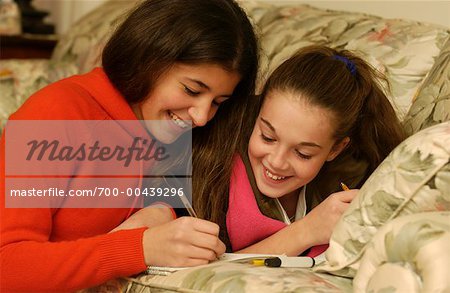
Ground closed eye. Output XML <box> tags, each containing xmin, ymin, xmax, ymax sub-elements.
<box><xmin>260</xmin><ymin>133</ymin><xmax>275</xmax><ymax>142</ymax></box>
<box><xmin>183</xmin><ymin>85</ymin><xmax>200</xmax><ymax>96</ymax></box>
<box><xmin>295</xmin><ymin>149</ymin><xmax>312</xmax><ymax>160</ymax></box>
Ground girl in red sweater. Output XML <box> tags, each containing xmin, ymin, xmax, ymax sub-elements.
<box><xmin>0</xmin><ymin>0</ymin><xmax>258</xmax><ymax>291</ymax></box>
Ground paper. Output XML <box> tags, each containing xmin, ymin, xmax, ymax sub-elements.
<box><xmin>146</xmin><ymin>253</ymin><xmax>303</xmax><ymax>275</ymax></box>
<box><xmin>218</xmin><ymin>252</ymin><xmax>284</xmax><ymax>261</ymax></box>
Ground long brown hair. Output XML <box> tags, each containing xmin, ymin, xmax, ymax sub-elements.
<box><xmin>260</xmin><ymin>45</ymin><xmax>405</xmax><ymax>173</ymax></box>
<box><xmin>102</xmin><ymin>0</ymin><xmax>258</xmax><ymax>104</ymax></box>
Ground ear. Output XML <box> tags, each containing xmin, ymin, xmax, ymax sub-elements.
<box><xmin>326</xmin><ymin>137</ymin><xmax>350</xmax><ymax>162</ymax></box>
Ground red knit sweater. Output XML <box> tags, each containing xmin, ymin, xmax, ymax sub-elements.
<box><xmin>1</xmin><ymin>68</ymin><xmax>150</xmax><ymax>292</ymax></box>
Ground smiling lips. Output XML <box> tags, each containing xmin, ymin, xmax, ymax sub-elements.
<box><xmin>264</xmin><ymin>166</ymin><xmax>290</xmax><ymax>182</ymax></box>
<box><xmin>168</xmin><ymin>111</ymin><xmax>190</xmax><ymax>128</ymax></box>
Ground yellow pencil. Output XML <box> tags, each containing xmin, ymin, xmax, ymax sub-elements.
<box><xmin>340</xmin><ymin>182</ymin><xmax>350</xmax><ymax>191</ymax></box>
<box><xmin>250</xmin><ymin>259</ymin><xmax>265</xmax><ymax>266</ymax></box>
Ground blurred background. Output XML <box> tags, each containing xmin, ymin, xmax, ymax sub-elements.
<box><xmin>0</xmin><ymin>0</ymin><xmax>448</xmax><ymax>60</ymax></box>
<box><xmin>1</xmin><ymin>0</ymin><xmax>449</xmax><ymax>37</ymax></box>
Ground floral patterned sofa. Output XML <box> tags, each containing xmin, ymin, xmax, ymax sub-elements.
<box><xmin>1</xmin><ymin>1</ymin><xmax>449</xmax><ymax>292</ymax></box>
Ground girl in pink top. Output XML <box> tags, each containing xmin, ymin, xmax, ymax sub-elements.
<box><xmin>225</xmin><ymin>45</ymin><xmax>405</xmax><ymax>257</ymax></box>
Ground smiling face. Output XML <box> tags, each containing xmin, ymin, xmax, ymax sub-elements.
<box><xmin>132</xmin><ymin>63</ymin><xmax>241</xmax><ymax>144</ymax></box>
<box><xmin>248</xmin><ymin>90</ymin><xmax>349</xmax><ymax>199</ymax></box>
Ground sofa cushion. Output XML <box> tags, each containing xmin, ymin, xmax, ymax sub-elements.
<box><xmin>51</xmin><ymin>0</ymin><xmax>136</xmax><ymax>74</ymax></box>
<box><xmin>403</xmin><ymin>37</ymin><xmax>450</xmax><ymax>135</ymax></box>
<box><xmin>239</xmin><ymin>2</ymin><xmax>450</xmax><ymax>121</ymax></box>
<box><xmin>315</xmin><ymin>121</ymin><xmax>450</xmax><ymax>277</ymax></box>
<box><xmin>353</xmin><ymin>211</ymin><xmax>450</xmax><ymax>292</ymax></box>
<box><xmin>84</xmin><ymin>261</ymin><xmax>353</xmax><ymax>293</ymax></box>
<box><xmin>0</xmin><ymin>60</ymin><xmax>51</xmax><ymax>130</ymax></box>
<box><xmin>0</xmin><ymin>60</ymin><xmax>82</xmax><ymax>134</ymax></box>
<box><xmin>2</xmin><ymin>1</ymin><xmax>449</xmax><ymax>126</ymax></box>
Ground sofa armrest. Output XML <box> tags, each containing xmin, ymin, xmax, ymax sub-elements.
<box><xmin>0</xmin><ymin>59</ymin><xmax>51</xmax><ymax>128</ymax></box>
<box><xmin>0</xmin><ymin>59</ymin><xmax>81</xmax><ymax>132</ymax></box>
<box><xmin>353</xmin><ymin>212</ymin><xmax>450</xmax><ymax>292</ymax></box>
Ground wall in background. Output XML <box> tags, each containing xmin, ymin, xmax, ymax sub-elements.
<box><xmin>33</xmin><ymin>0</ymin><xmax>107</xmax><ymax>34</ymax></box>
<box><xmin>268</xmin><ymin>1</ymin><xmax>450</xmax><ymax>27</ymax></box>
<box><xmin>32</xmin><ymin>0</ymin><xmax>449</xmax><ymax>35</ymax></box>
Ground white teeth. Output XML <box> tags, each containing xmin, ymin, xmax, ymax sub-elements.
<box><xmin>169</xmin><ymin>112</ymin><xmax>188</xmax><ymax>128</ymax></box>
<box><xmin>265</xmin><ymin>169</ymin><xmax>286</xmax><ymax>180</ymax></box>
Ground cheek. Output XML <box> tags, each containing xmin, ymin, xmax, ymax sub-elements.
<box><xmin>248</xmin><ymin>131</ymin><xmax>264</xmax><ymax>159</ymax></box>
<box><xmin>207</xmin><ymin>107</ymin><xmax>219</xmax><ymax>122</ymax></box>
<box><xmin>292</xmin><ymin>159</ymin><xmax>327</xmax><ymax>182</ymax></box>
<box><xmin>151</xmin><ymin>86</ymin><xmax>188</xmax><ymax>109</ymax></box>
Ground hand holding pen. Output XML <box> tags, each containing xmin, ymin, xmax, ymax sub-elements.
<box><xmin>179</xmin><ymin>192</ymin><xmax>198</xmax><ymax>218</ymax></box>
<box><xmin>142</xmin><ymin>216</ymin><xmax>226</xmax><ymax>267</ymax></box>
<box><xmin>340</xmin><ymin>182</ymin><xmax>350</xmax><ymax>191</ymax></box>
<box><xmin>142</xmin><ymin>194</ymin><xmax>224</xmax><ymax>267</ymax></box>
<box><xmin>302</xmin><ymin>184</ymin><xmax>358</xmax><ymax>245</ymax></box>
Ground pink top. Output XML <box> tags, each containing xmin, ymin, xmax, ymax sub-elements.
<box><xmin>226</xmin><ymin>155</ymin><xmax>328</xmax><ymax>257</ymax></box>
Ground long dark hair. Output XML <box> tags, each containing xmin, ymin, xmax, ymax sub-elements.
<box><xmin>102</xmin><ymin>0</ymin><xmax>258</xmax><ymax>105</ymax></box>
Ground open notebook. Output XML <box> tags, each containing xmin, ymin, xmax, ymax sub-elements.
<box><xmin>146</xmin><ymin>253</ymin><xmax>316</xmax><ymax>276</ymax></box>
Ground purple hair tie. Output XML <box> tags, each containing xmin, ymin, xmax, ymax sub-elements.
<box><xmin>333</xmin><ymin>55</ymin><xmax>357</xmax><ymax>76</ymax></box>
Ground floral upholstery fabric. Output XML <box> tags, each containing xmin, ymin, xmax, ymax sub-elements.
<box><xmin>51</xmin><ymin>0</ymin><xmax>137</xmax><ymax>74</ymax></box>
<box><xmin>86</xmin><ymin>213</ymin><xmax>450</xmax><ymax>293</ymax></box>
<box><xmin>0</xmin><ymin>60</ymin><xmax>50</xmax><ymax>128</ymax></box>
<box><xmin>353</xmin><ymin>212</ymin><xmax>450</xmax><ymax>293</ymax></box>
<box><xmin>86</xmin><ymin>261</ymin><xmax>353</xmax><ymax>293</ymax></box>
<box><xmin>1</xmin><ymin>0</ymin><xmax>449</xmax><ymax>125</ymax></box>
<box><xmin>238</xmin><ymin>1</ymin><xmax>450</xmax><ymax>120</ymax></box>
<box><xmin>316</xmin><ymin>121</ymin><xmax>450</xmax><ymax>278</ymax></box>
<box><xmin>403</xmin><ymin>37</ymin><xmax>450</xmax><ymax>135</ymax></box>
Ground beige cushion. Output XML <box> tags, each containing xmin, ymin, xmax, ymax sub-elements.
<box><xmin>403</xmin><ymin>37</ymin><xmax>450</xmax><ymax>135</ymax></box>
<box><xmin>315</xmin><ymin>121</ymin><xmax>450</xmax><ymax>277</ymax></box>
<box><xmin>239</xmin><ymin>1</ymin><xmax>450</xmax><ymax>121</ymax></box>
<box><xmin>353</xmin><ymin>212</ymin><xmax>450</xmax><ymax>292</ymax></box>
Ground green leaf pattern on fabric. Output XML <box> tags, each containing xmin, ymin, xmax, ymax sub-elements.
<box><xmin>317</xmin><ymin>122</ymin><xmax>450</xmax><ymax>277</ymax></box>
<box><xmin>353</xmin><ymin>212</ymin><xmax>450</xmax><ymax>292</ymax></box>
<box><xmin>120</xmin><ymin>262</ymin><xmax>353</xmax><ymax>293</ymax></box>
<box><xmin>385</xmin><ymin>221</ymin><xmax>446</xmax><ymax>262</ymax></box>
<box><xmin>403</xmin><ymin>38</ymin><xmax>450</xmax><ymax>134</ymax></box>
<box><xmin>238</xmin><ymin>2</ymin><xmax>450</xmax><ymax>121</ymax></box>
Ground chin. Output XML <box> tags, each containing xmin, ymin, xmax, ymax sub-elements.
<box><xmin>145</xmin><ymin>122</ymin><xmax>184</xmax><ymax>144</ymax></box>
<box><xmin>255</xmin><ymin>183</ymin><xmax>285</xmax><ymax>199</ymax></box>
<box><xmin>153</xmin><ymin>133</ymin><xmax>181</xmax><ymax>145</ymax></box>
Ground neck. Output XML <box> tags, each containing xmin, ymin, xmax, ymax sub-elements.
<box><xmin>278</xmin><ymin>189</ymin><xmax>300</xmax><ymax>219</ymax></box>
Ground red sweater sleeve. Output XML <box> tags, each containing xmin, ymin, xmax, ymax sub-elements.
<box><xmin>0</xmin><ymin>211</ymin><xmax>147</xmax><ymax>292</ymax></box>
<box><xmin>1</xmin><ymin>147</ymin><xmax>147</xmax><ymax>291</ymax></box>
<box><xmin>1</xmin><ymin>77</ymin><xmax>148</xmax><ymax>292</ymax></box>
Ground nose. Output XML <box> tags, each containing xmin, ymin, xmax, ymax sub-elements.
<box><xmin>267</xmin><ymin>146</ymin><xmax>289</xmax><ymax>171</ymax></box>
<box><xmin>188</xmin><ymin>98</ymin><xmax>214</xmax><ymax>127</ymax></box>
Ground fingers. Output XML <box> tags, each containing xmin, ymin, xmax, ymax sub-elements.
<box><xmin>190</xmin><ymin>233</ymin><xmax>226</xmax><ymax>257</ymax></box>
<box><xmin>173</xmin><ymin>217</ymin><xmax>226</xmax><ymax>257</ymax></box>
<box><xmin>189</xmin><ymin>217</ymin><xmax>221</xmax><ymax>236</ymax></box>
<box><xmin>180</xmin><ymin>245</ymin><xmax>218</xmax><ymax>262</ymax></box>
<box><xmin>142</xmin><ymin>216</ymin><xmax>226</xmax><ymax>267</ymax></box>
<box><xmin>334</xmin><ymin>189</ymin><xmax>358</xmax><ymax>203</ymax></box>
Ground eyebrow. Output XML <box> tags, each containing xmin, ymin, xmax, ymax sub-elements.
<box><xmin>188</xmin><ymin>78</ymin><xmax>210</xmax><ymax>90</ymax></box>
<box><xmin>260</xmin><ymin>117</ymin><xmax>322</xmax><ymax>149</ymax></box>
<box><xmin>186</xmin><ymin>78</ymin><xmax>233</xmax><ymax>98</ymax></box>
